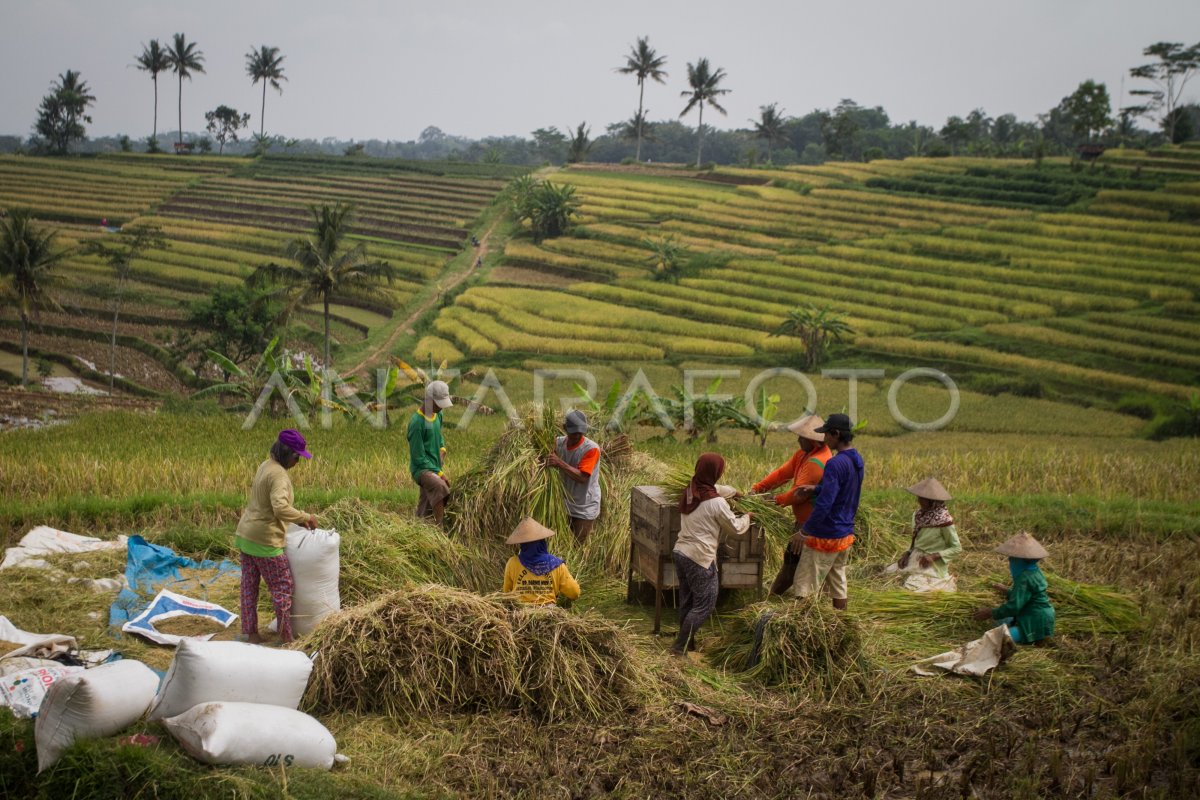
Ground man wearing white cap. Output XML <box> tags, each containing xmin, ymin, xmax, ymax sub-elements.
<box><xmin>751</xmin><ymin>414</ymin><xmax>831</xmax><ymax>595</ymax></box>
<box><xmin>407</xmin><ymin>380</ymin><xmax>453</xmax><ymax>526</ymax></box>
<box><xmin>546</xmin><ymin>410</ymin><xmax>602</xmax><ymax>544</ymax></box>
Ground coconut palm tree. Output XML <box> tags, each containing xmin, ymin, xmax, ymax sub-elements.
<box><xmin>752</xmin><ymin>103</ymin><xmax>788</xmax><ymax>164</ymax></box>
<box><xmin>166</xmin><ymin>33</ymin><xmax>205</xmax><ymax>147</ymax></box>
<box><xmin>245</xmin><ymin>45</ymin><xmax>287</xmax><ymax>139</ymax></box>
<box><xmin>680</xmin><ymin>58</ymin><xmax>730</xmax><ymax>167</ymax></box>
<box><xmin>134</xmin><ymin>40</ymin><xmax>170</xmax><ymax>147</ymax></box>
<box><xmin>616</xmin><ymin>37</ymin><xmax>668</xmax><ymax>163</ymax></box>
<box><xmin>249</xmin><ymin>203</ymin><xmax>396</xmax><ymax>370</ymax></box>
<box><xmin>769</xmin><ymin>304</ymin><xmax>854</xmax><ymax>370</ymax></box>
<box><xmin>0</xmin><ymin>210</ymin><xmax>66</xmax><ymax>386</ymax></box>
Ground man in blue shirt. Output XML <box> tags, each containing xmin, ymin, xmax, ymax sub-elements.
<box><xmin>791</xmin><ymin>413</ymin><xmax>864</xmax><ymax>610</ymax></box>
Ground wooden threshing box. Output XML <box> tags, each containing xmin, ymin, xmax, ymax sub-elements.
<box><xmin>628</xmin><ymin>485</ymin><xmax>765</xmax><ymax>632</ymax></box>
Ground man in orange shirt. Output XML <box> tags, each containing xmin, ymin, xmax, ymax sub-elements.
<box><xmin>751</xmin><ymin>414</ymin><xmax>830</xmax><ymax>595</ymax></box>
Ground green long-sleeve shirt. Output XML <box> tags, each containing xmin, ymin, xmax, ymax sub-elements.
<box><xmin>911</xmin><ymin>523</ymin><xmax>962</xmax><ymax>579</ymax></box>
<box><xmin>993</xmin><ymin>567</ymin><xmax>1056</xmax><ymax>643</ymax></box>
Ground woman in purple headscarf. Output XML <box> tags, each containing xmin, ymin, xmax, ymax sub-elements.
<box><xmin>234</xmin><ymin>429</ymin><xmax>317</xmax><ymax>644</ymax></box>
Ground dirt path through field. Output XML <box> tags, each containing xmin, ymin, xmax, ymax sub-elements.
<box><xmin>346</xmin><ymin>216</ymin><xmax>501</xmax><ymax>377</ymax></box>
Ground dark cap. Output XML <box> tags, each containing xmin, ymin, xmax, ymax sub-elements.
<box><xmin>814</xmin><ymin>413</ymin><xmax>853</xmax><ymax>434</ymax></box>
<box><xmin>564</xmin><ymin>409</ymin><xmax>589</xmax><ymax>434</ymax></box>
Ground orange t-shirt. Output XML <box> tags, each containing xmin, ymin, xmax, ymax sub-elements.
<box><xmin>751</xmin><ymin>445</ymin><xmax>831</xmax><ymax>525</ymax></box>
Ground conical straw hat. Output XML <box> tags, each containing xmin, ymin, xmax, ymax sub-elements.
<box><xmin>995</xmin><ymin>532</ymin><xmax>1049</xmax><ymax>560</ymax></box>
<box><xmin>506</xmin><ymin>517</ymin><xmax>555</xmax><ymax>545</ymax></box>
<box><xmin>786</xmin><ymin>414</ymin><xmax>825</xmax><ymax>440</ymax></box>
<box><xmin>905</xmin><ymin>477</ymin><xmax>952</xmax><ymax>502</ymax></box>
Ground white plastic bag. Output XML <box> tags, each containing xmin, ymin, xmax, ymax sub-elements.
<box><xmin>1</xmin><ymin>664</ymin><xmax>85</xmax><ymax>718</ymax></box>
<box><xmin>1</xmin><ymin>526</ymin><xmax>127</xmax><ymax>570</ymax></box>
<box><xmin>163</xmin><ymin>701</ymin><xmax>337</xmax><ymax>769</ymax></box>
<box><xmin>0</xmin><ymin>615</ymin><xmax>77</xmax><ymax>660</ymax></box>
<box><xmin>267</xmin><ymin>526</ymin><xmax>340</xmax><ymax>637</ymax></box>
<box><xmin>34</xmin><ymin>659</ymin><xmax>160</xmax><ymax>772</ymax></box>
<box><xmin>121</xmin><ymin>588</ymin><xmax>237</xmax><ymax>646</ymax></box>
<box><xmin>148</xmin><ymin>639</ymin><xmax>313</xmax><ymax>721</ymax></box>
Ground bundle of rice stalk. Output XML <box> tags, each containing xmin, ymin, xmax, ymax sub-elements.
<box><xmin>1044</xmin><ymin>573</ymin><xmax>1142</xmax><ymax>635</ymax></box>
<box><xmin>509</xmin><ymin>603</ymin><xmax>648</xmax><ymax>720</ymax></box>
<box><xmin>302</xmin><ymin>584</ymin><xmax>522</xmax><ymax>717</ymax></box>
<box><xmin>449</xmin><ymin>404</ymin><xmax>643</xmax><ymax>580</ymax></box>
<box><xmin>300</xmin><ymin>584</ymin><xmax>647</xmax><ymax>722</ymax></box>
<box><xmin>709</xmin><ymin>598</ymin><xmax>867</xmax><ymax>696</ymax></box>
<box><xmin>857</xmin><ymin>574</ymin><xmax>1142</xmax><ymax>640</ymax></box>
<box><xmin>322</xmin><ymin>498</ymin><xmax>495</xmax><ymax>597</ymax></box>
<box><xmin>660</xmin><ymin>462</ymin><xmax>794</xmax><ymax>541</ymax></box>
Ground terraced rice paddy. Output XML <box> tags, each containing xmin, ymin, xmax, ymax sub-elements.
<box><xmin>419</xmin><ymin>152</ymin><xmax>1199</xmax><ymax>411</ymax></box>
<box><xmin>0</xmin><ymin>154</ymin><xmax>519</xmax><ymax>390</ymax></box>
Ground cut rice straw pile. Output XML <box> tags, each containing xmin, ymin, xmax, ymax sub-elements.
<box><xmin>709</xmin><ymin>597</ymin><xmax>868</xmax><ymax>696</ymax></box>
<box><xmin>300</xmin><ymin>584</ymin><xmax>647</xmax><ymax>721</ymax></box>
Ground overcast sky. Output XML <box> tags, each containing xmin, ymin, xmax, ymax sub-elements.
<box><xmin>3</xmin><ymin>0</ymin><xmax>1199</xmax><ymax>142</ymax></box>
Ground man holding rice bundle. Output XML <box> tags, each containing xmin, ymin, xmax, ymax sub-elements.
<box><xmin>750</xmin><ymin>414</ymin><xmax>831</xmax><ymax>595</ymax></box>
<box><xmin>502</xmin><ymin>517</ymin><xmax>581</xmax><ymax>605</ymax></box>
<box><xmin>408</xmin><ymin>380</ymin><xmax>453</xmax><ymax>527</ymax></box>
<box><xmin>545</xmin><ymin>410</ymin><xmax>602</xmax><ymax>544</ymax></box>
<box><xmin>790</xmin><ymin>413</ymin><xmax>864</xmax><ymax>610</ymax></box>
<box><xmin>884</xmin><ymin>477</ymin><xmax>962</xmax><ymax>592</ymax></box>
<box><xmin>671</xmin><ymin>453</ymin><xmax>752</xmax><ymax>657</ymax></box>
<box><xmin>235</xmin><ymin>429</ymin><xmax>317</xmax><ymax>645</ymax></box>
<box><xmin>974</xmin><ymin>532</ymin><xmax>1056</xmax><ymax>645</ymax></box>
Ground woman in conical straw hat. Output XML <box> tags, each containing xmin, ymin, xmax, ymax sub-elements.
<box><xmin>972</xmin><ymin>532</ymin><xmax>1055</xmax><ymax>645</ymax></box>
<box><xmin>502</xmin><ymin>518</ymin><xmax>581</xmax><ymax>606</ymax></box>
<box><xmin>884</xmin><ymin>477</ymin><xmax>961</xmax><ymax>592</ymax></box>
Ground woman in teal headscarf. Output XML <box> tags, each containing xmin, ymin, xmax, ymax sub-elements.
<box><xmin>973</xmin><ymin>532</ymin><xmax>1055</xmax><ymax>644</ymax></box>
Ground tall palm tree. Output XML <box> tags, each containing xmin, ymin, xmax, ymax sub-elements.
<box><xmin>752</xmin><ymin>103</ymin><xmax>787</xmax><ymax>163</ymax></box>
<box><xmin>134</xmin><ymin>40</ymin><xmax>170</xmax><ymax>146</ymax></box>
<box><xmin>0</xmin><ymin>210</ymin><xmax>66</xmax><ymax>386</ymax></box>
<box><xmin>245</xmin><ymin>45</ymin><xmax>287</xmax><ymax>139</ymax></box>
<box><xmin>166</xmin><ymin>33</ymin><xmax>205</xmax><ymax>147</ymax></box>
<box><xmin>680</xmin><ymin>58</ymin><xmax>730</xmax><ymax>167</ymax></box>
<box><xmin>615</xmin><ymin>37</ymin><xmax>667</xmax><ymax>163</ymax></box>
<box><xmin>249</xmin><ymin>203</ymin><xmax>396</xmax><ymax>370</ymax></box>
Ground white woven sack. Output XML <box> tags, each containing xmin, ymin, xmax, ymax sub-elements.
<box><xmin>147</xmin><ymin>639</ymin><xmax>312</xmax><ymax>721</ymax></box>
<box><xmin>163</xmin><ymin>701</ymin><xmax>336</xmax><ymax>769</ymax></box>
<box><xmin>35</xmin><ymin>659</ymin><xmax>160</xmax><ymax>772</ymax></box>
<box><xmin>267</xmin><ymin>526</ymin><xmax>340</xmax><ymax>636</ymax></box>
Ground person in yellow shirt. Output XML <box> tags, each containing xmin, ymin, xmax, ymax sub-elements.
<box><xmin>234</xmin><ymin>429</ymin><xmax>317</xmax><ymax>644</ymax></box>
<box><xmin>502</xmin><ymin>518</ymin><xmax>581</xmax><ymax>606</ymax></box>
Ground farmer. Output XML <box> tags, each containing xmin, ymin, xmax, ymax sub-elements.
<box><xmin>408</xmin><ymin>380</ymin><xmax>453</xmax><ymax>526</ymax></box>
<box><xmin>973</xmin><ymin>532</ymin><xmax>1056</xmax><ymax>645</ymax></box>
<box><xmin>750</xmin><ymin>414</ymin><xmax>831</xmax><ymax>595</ymax></box>
<box><xmin>545</xmin><ymin>410</ymin><xmax>602</xmax><ymax>544</ymax></box>
<box><xmin>884</xmin><ymin>477</ymin><xmax>962</xmax><ymax>592</ymax></box>
<box><xmin>502</xmin><ymin>517</ymin><xmax>581</xmax><ymax>605</ymax></box>
<box><xmin>671</xmin><ymin>453</ymin><xmax>751</xmax><ymax>656</ymax></box>
<box><xmin>790</xmin><ymin>413</ymin><xmax>864</xmax><ymax>610</ymax></box>
<box><xmin>234</xmin><ymin>429</ymin><xmax>317</xmax><ymax>645</ymax></box>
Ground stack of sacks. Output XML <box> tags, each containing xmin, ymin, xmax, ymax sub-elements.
<box><xmin>152</xmin><ymin>639</ymin><xmax>339</xmax><ymax>769</ymax></box>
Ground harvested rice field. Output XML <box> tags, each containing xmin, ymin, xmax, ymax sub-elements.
<box><xmin>1</xmin><ymin>407</ymin><xmax>1197</xmax><ymax>798</ymax></box>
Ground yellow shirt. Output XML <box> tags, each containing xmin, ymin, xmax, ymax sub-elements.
<box><xmin>502</xmin><ymin>556</ymin><xmax>581</xmax><ymax>606</ymax></box>
<box><xmin>234</xmin><ymin>459</ymin><xmax>309</xmax><ymax>550</ymax></box>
